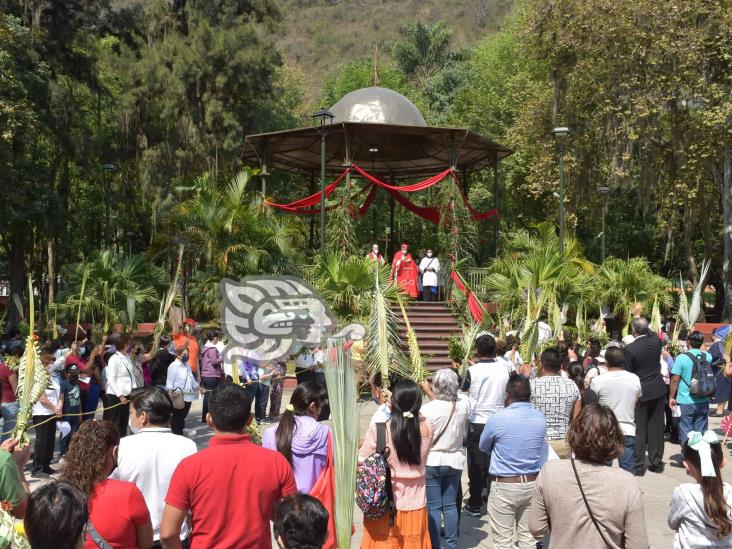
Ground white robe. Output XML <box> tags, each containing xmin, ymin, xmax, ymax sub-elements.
<box><xmin>419</xmin><ymin>256</ymin><xmax>440</xmax><ymax>287</ymax></box>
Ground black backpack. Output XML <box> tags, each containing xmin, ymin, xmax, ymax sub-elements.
<box><xmin>683</xmin><ymin>351</ymin><xmax>716</xmax><ymax>398</ymax></box>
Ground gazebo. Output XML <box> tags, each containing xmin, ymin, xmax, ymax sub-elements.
<box><xmin>243</xmin><ymin>86</ymin><xmax>512</xmax><ymax>251</ymax></box>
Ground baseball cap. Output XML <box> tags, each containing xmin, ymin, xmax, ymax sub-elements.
<box><xmin>183</xmin><ymin>318</ymin><xmax>196</xmax><ymax>327</ymax></box>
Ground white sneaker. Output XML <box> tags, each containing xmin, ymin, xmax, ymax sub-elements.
<box><xmin>183</xmin><ymin>428</ymin><xmax>196</xmax><ymax>437</ymax></box>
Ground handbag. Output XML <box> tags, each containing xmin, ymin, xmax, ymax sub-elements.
<box><xmin>171</xmin><ymin>369</ymin><xmax>190</xmax><ymax>410</ymax></box>
<box><xmin>570</xmin><ymin>455</ymin><xmax>614</xmax><ymax>547</ymax></box>
<box><xmin>431</xmin><ymin>400</ymin><xmax>456</xmax><ymax>448</ymax></box>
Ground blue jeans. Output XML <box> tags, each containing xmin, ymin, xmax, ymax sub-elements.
<box><xmin>426</xmin><ymin>465</ymin><xmax>461</xmax><ymax>549</ymax></box>
<box><xmin>678</xmin><ymin>401</ymin><xmax>709</xmax><ymax>446</ymax></box>
<box><xmin>619</xmin><ymin>436</ymin><xmax>635</xmax><ymax>473</ymax></box>
<box><xmin>201</xmin><ymin>376</ymin><xmax>221</xmax><ymax>422</ymax></box>
<box><xmin>1</xmin><ymin>403</ymin><xmax>19</xmax><ymax>442</ymax></box>
<box><xmin>82</xmin><ymin>383</ymin><xmax>101</xmax><ymax>421</ymax></box>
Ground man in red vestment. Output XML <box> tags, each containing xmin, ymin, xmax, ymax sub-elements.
<box><xmin>367</xmin><ymin>243</ymin><xmax>384</xmax><ymax>264</ymax></box>
<box><xmin>391</xmin><ymin>243</ymin><xmax>419</xmax><ymax>298</ymax></box>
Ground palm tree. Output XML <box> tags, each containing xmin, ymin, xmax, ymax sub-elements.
<box><xmin>593</xmin><ymin>257</ymin><xmax>672</xmax><ymax>330</ymax></box>
<box><xmin>164</xmin><ymin>169</ymin><xmax>303</xmax><ymax>276</ymax></box>
<box><xmin>61</xmin><ymin>250</ymin><xmax>165</xmax><ymax>333</ymax></box>
<box><xmin>391</xmin><ymin>21</ymin><xmax>465</xmax><ymax>86</ymax></box>
<box><xmin>309</xmin><ymin>252</ymin><xmax>398</xmax><ymax>321</ymax></box>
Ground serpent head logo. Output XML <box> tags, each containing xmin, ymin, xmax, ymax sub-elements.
<box><xmin>220</xmin><ymin>276</ymin><xmax>336</xmax><ymax>363</ymax></box>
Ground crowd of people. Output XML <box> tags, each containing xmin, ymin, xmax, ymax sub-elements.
<box><xmin>0</xmin><ymin>315</ymin><xmax>731</xmax><ymax>548</ymax></box>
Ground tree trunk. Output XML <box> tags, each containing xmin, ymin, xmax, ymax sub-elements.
<box><xmin>7</xmin><ymin>231</ymin><xmax>26</xmax><ymax>330</ymax></box>
<box><xmin>721</xmin><ymin>148</ymin><xmax>732</xmax><ymax>321</ymax></box>
<box><xmin>682</xmin><ymin>197</ymin><xmax>704</xmax><ymax>321</ymax></box>
<box><xmin>47</xmin><ymin>239</ymin><xmax>54</xmax><ymax>306</ymax></box>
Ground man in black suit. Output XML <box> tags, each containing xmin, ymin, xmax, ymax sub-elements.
<box><xmin>624</xmin><ymin>317</ymin><xmax>665</xmax><ymax>475</ymax></box>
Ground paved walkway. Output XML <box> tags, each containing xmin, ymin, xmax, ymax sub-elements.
<box><xmin>25</xmin><ymin>389</ymin><xmax>732</xmax><ymax>548</ymax></box>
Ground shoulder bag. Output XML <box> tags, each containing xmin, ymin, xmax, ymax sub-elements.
<box><xmin>86</xmin><ymin>520</ymin><xmax>113</xmax><ymax>549</ymax></box>
<box><xmin>570</xmin><ymin>455</ymin><xmax>614</xmax><ymax>547</ymax></box>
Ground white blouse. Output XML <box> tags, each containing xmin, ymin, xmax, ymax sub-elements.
<box><xmin>420</xmin><ymin>394</ymin><xmax>471</xmax><ymax>470</ymax></box>
<box><xmin>166</xmin><ymin>360</ymin><xmax>200</xmax><ymax>403</ymax></box>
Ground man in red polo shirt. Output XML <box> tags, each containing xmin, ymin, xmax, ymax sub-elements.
<box><xmin>159</xmin><ymin>383</ymin><xmax>296</xmax><ymax>548</ymax></box>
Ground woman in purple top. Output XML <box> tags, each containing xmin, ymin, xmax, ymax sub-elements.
<box><xmin>262</xmin><ymin>382</ymin><xmax>331</xmax><ymax>493</ymax></box>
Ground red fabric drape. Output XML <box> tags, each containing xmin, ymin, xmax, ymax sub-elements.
<box><xmin>385</xmin><ymin>187</ymin><xmax>441</xmax><ymax>224</ymax></box>
<box><xmin>351</xmin><ymin>163</ymin><xmax>454</xmax><ymax>192</ymax></box>
<box><xmin>264</xmin><ymin>163</ymin><xmax>499</xmax><ymax>224</ymax></box>
<box><xmin>265</xmin><ymin>168</ymin><xmax>351</xmax><ymax>211</ymax></box>
<box><xmin>451</xmin><ymin>271</ymin><xmax>485</xmax><ymax>323</ymax></box>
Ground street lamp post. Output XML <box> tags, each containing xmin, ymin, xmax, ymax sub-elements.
<box><xmin>598</xmin><ymin>186</ymin><xmax>610</xmax><ymax>263</ymax></box>
<box><xmin>312</xmin><ymin>108</ymin><xmax>334</xmax><ymax>256</ymax></box>
<box><xmin>551</xmin><ymin>127</ymin><xmax>570</xmax><ymax>259</ymax></box>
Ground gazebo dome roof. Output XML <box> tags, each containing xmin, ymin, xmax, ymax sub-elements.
<box><xmin>330</xmin><ymin>87</ymin><xmax>427</xmax><ymax>127</ymax></box>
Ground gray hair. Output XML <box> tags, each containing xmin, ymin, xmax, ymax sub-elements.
<box><xmin>432</xmin><ymin>368</ymin><xmax>460</xmax><ymax>401</ymax></box>
<box><xmin>631</xmin><ymin>317</ymin><xmax>649</xmax><ymax>336</ymax></box>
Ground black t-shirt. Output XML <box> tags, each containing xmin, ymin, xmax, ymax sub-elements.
<box><xmin>151</xmin><ymin>349</ymin><xmax>176</xmax><ymax>386</ymax></box>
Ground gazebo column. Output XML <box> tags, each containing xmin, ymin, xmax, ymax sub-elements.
<box><xmin>260</xmin><ymin>140</ymin><xmax>269</xmax><ymax>195</ymax></box>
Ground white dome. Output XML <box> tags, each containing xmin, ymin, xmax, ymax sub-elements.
<box><xmin>330</xmin><ymin>87</ymin><xmax>427</xmax><ymax>127</ymax></box>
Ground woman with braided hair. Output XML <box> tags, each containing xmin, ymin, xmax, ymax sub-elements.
<box><xmin>358</xmin><ymin>379</ymin><xmax>433</xmax><ymax>548</ymax></box>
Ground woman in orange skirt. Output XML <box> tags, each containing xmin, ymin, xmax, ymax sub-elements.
<box><xmin>358</xmin><ymin>380</ymin><xmax>434</xmax><ymax>548</ymax></box>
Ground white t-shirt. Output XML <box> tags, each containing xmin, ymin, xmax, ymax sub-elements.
<box><xmin>668</xmin><ymin>483</ymin><xmax>732</xmax><ymax>548</ymax></box>
<box><xmin>110</xmin><ymin>427</ymin><xmax>197</xmax><ymax>541</ymax></box>
<box><xmin>504</xmin><ymin>350</ymin><xmax>524</xmax><ymax>368</ymax></box>
<box><xmin>32</xmin><ymin>377</ymin><xmax>60</xmax><ymax>416</ymax></box>
<box><xmin>496</xmin><ymin>355</ymin><xmax>515</xmax><ymax>374</ymax></box>
<box><xmin>421</xmin><ymin>395</ymin><xmax>470</xmax><ymax>470</ymax></box>
<box><xmin>530</xmin><ymin>375</ymin><xmax>580</xmax><ymax>440</ymax></box>
<box><xmin>590</xmin><ymin>370</ymin><xmax>642</xmax><ymax>437</ymax></box>
<box><xmin>464</xmin><ymin>360</ymin><xmax>510</xmax><ymax>424</ymax></box>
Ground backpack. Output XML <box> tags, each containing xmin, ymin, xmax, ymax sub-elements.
<box><xmin>683</xmin><ymin>351</ymin><xmax>716</xmax><ymax>398</ymax></box>
<box><xmin>355</xmin><ymin>422</ymin><xmax>396</xmax><ymax>523</ymax></box>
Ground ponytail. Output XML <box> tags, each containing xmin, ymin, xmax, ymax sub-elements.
<box><xmin>275</xmin><ymin>382</ymin><xmax>328</xmax><ymax>466</ymax></box>
<box><xmin>389</xmin><ymin>380</ymin><xmax>423</xmax><ymax>466</ymax></box>
<box><xmin>682</xmin><ymin>439</ymin><xmax>732</xmax><ymax>538</ymax></box>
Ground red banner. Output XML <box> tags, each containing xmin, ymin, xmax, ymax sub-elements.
<box><xmin>451</xmin><ymin>271</ymin><xmax>486</xmax><ymax>324</ymax></box>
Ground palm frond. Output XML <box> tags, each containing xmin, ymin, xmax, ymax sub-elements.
<box><xmin>364</xmin><ymin>268</ymin><xmax>409</xmax><ymax>388</ymax></box>
<box><xmin>688</xmin><ymin>259</ymin><xmax>711</xmax><ymax>327</ymax></box>
<box><xmin>397</xmin><ymin>297</ymin><xmax>427</xmax><ymax>382</ymax></box>
<box><xmin>14</xmin><ymin>281</ymin><xmax>49</xmax><ymax>446</ymax></box>
<box><xmin>324</xmin><ymin>338</ymin><xmax>359</xmax><ymax>549</ymax></box>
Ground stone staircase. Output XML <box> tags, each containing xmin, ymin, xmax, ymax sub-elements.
<box><xmin>391</xmin><ymin>301</ymin><xmax>462</xmax><ymax>371</ymax></box>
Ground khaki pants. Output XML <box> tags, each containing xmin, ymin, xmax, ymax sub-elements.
<box><xmin>548</xmin><ymin>438</ymin><xmax>571</xmax><ymax>459</ymax></box>
<box><xmin>487</xmin><ymin>481</ymin><xmax>537</xmax><ymax>549</ymax></box>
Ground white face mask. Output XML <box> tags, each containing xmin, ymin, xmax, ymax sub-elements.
<box><xmin>427</xmin><ymin>252</ymin><xmax>433</xmax><ymax>257</ymax></box>
<box><xmin>128</xmin><ymin>418</ymin><xmax>142</xmax><ymax>435</ymax></box>
<box><xmin>402</xmin><ymin>249</ymin><xmax>407</xmax><ymax>255</ymax></box>
<box><xmin>373</xmin><ymin>248</ymin><xmax>379</xmax><ymax>254</ymax></box>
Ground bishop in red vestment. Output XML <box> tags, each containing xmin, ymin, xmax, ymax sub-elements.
<box><xmin>367</xmin><ymin>243</ymin><xmax>385</xmax><ymax>264</ymax></box>
<box><xmin>391</xmin><ymin>243</ymin><xmax>419</xmax><ymax>298</ymax></box>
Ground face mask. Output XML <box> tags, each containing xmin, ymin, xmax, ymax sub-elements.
<box><xmin>427</xmin><ymin>252</ymin><xmax>433</xmax><ymax>257</ymax></box>
<box><xmin>402</xmin><ymin>249</ymin><xmax>407</xmax><ymax>255</ymax></box>
<box><xmin>373</xmin><ymin>248</ymin><xmax>378</xmax><ymax>254</ymax></box>
<box><xmin>128</xmin><ymin>418</ymin><xmax>142</xmax><ymax>435</ymax></box>
<box><xmin>181</xmin><ymin>353</ymin><xmax>190</xmax><ymax>363</ymax></box>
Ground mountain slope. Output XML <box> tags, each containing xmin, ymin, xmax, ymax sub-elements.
<box><xmin>279</xmin><ymin>0</ymin><xmax>515</xmax><ymax>103</ymax></box>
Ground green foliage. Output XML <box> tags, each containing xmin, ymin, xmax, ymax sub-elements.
<box><xmin>60</xmin><ymin>251</ymin><xmax>166</xmax><ymax>330</ymax></box>
<box><xmin>310</xmin><ymin>253</ymin><xmax>397</xmax><ymax>321</ymax></box>
<box><xmin>321</xmin><ymin>56</ymin><xmax>409</xmax><ymax>107</ymax></box>
<box><xmin>162</xmin><ymin>169</ymin><xmax>304</xmax><ymax>276</ymax></box>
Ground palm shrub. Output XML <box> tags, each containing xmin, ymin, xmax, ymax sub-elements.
<box><xmin>593</xmin><ymin>257</ymin><xmax>672</xmax><ymax>332</ymax></box>
<box><xmin>161</xmin><ymin>169</ymin><xmax>304</xmax><ymax>276</ymax></box>
<box><xmin>61</xmin><ymin>250</ymin><xmax>165</xmax><ymax>332</ymax></box>
<box><xmin>309</xmin><ymin>252</ymin><xmax>399</xmax><ymax>321</ymax></box>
